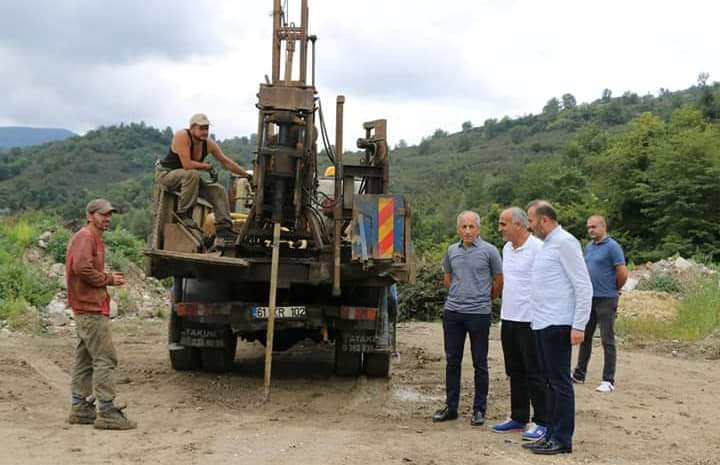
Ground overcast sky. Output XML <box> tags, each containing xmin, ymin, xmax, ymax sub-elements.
<box><xmin>1</xmin><ymin>0</ymin><xmax>719</xmax><ymax>145</ymax></box>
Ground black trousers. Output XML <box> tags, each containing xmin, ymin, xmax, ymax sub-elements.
<box><xmin>443</xmin><ymin>311</ymin><xmax>490</xmax><ymax>414</ymax></box>
<box><xmin>574</xmin><ymin>297</ymin><xmax>618</xmax><ymax>384</ymax></box>
<box><xmin>500</xmin><ymin>320</ymin><xmax>549</xmax><ymax>425</ymax></box>
<box><xmin>536</xmin><ymin>325</ymin><xmax>574</xmax><ymax>448</ymax></box>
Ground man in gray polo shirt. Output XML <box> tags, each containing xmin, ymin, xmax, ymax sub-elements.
<box><xmin>432</xmin><ymin>210</ymin><xmax>503</xmax><ymax>426</ymax></box>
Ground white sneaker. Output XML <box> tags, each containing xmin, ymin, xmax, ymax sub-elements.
<box><xmin>595</xmin><ymin>381</ymin><xmax>615</xmax><ymax>393</ymax></box>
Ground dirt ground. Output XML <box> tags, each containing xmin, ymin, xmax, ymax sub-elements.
<box><xmin>1</xmin><ymin>320</ymin><xmax>719</xmax><ymax>465</ymax></box>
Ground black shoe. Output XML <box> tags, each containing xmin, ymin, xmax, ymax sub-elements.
<box><xmin>530</xmin><ymin>440</ymin><xmax>572</xmax><ymax>455</ymax></box>
<box><xmin>470</xmin><ymin>411</ymin><xmax>485</xmax><ymax>426</ymax></box>
<box><xmin>432</xmin><ymin>406</ymin><xmax>458</xmax><ymax>423</ymax></box>
<box><xmin>522</xmin><ymin>436</ymin><xmax>551</xmax><ymax>450</ymax></box>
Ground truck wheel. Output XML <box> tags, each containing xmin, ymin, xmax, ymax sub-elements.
<box><xmin>334</xmin><ymin>337</ymin><xmax>362</xmax><ymax>376</ymax></box>
<box><xmin>200</xmin><ymin>335</ymin><xmax>237</xmax><ymax>373</ymax></box>
<box><xmin>169</xmin><ymin>345</ymin><xmax>202</xmax><ymax>371</ymax></box>
<box><xmin>364</xmin><ymin>352</ymin><xmax>391</xmax><ymax>378</ymax></box>
<box><xmin>168</xmin><ymin>299</ymin><xmax>201</xmax><ymax>371</ymax></box>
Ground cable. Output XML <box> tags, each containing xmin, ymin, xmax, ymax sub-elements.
<box><xmin>316</xmin><ymin>99</ymin><xmax>336</xmax><ymax>164</ymax></box>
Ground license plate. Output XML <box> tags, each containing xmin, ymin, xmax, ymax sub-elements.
<box><xmin>252</xmin><ymin>306</ymin><xmax>306</xmax><ymax>319</ymax></box>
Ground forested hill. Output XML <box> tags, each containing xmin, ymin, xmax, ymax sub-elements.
<box><xmin>1</xmin><ymin>80</ymin><xmax>719</xmax><ymax>262</ymax></box>
<box><xmin>0</xmin><ymin>126</ymin><xmax>76</xmax><ymax>149</ymax></box>
<box><xmin>395</xmin><ymin>80</ymin><xmax>720</xmax><ymax>262</ymax></box>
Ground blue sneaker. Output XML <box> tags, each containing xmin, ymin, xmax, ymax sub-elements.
<box><xmin>522</xmin><ymin>423</ymin><xmax>547</xmax><ymax>441</ymax></box>
<box><xmin>491</xmin><ymin>418</ymin><xmax>526</xmax><ymax>433</ymax></box>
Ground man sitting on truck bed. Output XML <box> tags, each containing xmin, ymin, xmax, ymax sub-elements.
<box><xmin>156</xmin><ymin>113</ymin><xmax>251</xmax><ymax>240</ymax></box>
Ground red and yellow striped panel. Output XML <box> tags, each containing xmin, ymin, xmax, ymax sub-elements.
<box><xmin>378</xmin><ymin>197</ymin><xmax>394</xmax><ymax>258</ymax></box>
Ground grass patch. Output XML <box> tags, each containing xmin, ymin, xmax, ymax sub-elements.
<box><xmin>0</xmin><ymin>297</ymin><xmax>29</xmax><ymax>321</ymax></box>
<box><xmin>618</xmin><ymin>279</ymin><xmax>720</xmax><ymax>341</ymax></box>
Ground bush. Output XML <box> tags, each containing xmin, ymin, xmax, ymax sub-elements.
<box><xmin>5</xmin><ymin>219</ymin><xmax>36</xmax><ymax>249</ymax></box>
<box><xmin>638</xmin><ymin>271</ymin><xmax>682</xmax><ymax>294</ymax></box>
<box><xmin>3</xmin><ymin>298</ymin><xmax>42</xmax><ymax>333</ymax></box>
<box><xmin>104</xmin><ymin>227</ymin><xmax>144</xmax><ymax>266</ymax></box>
<box><xmin>0</xmin><ymin>260</ymin><xmax>57</xmax><ymax>309</ymax></box>
<box><xmin>46</xmin><ymin>228</ymin><xmax>72</xmax><ymax>263</ymax></box>
<box><xmin>398</xmin><ymin>260</ymin><xmax>447</xmax><ymax>321</ymax></box>
<box><xmin>0</xmin><ymin>297</ymin><xmax>28</xmax><ymax>322</ymax></box>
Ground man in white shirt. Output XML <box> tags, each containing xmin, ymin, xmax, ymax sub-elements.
<box><xmin>522</xmin><ymin>200</ymin><xmax>592</xmax><ymax>456</ymax></box>
<box><xmin>492</xmin><ymin>207</ymin><xmax>548</xmax><ymax>442</ymax></box>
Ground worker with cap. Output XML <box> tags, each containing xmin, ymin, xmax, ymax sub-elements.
<box><xmin>156</xmin><ymin>113</ymin><xmax>252</xmax><ymax>241</ymax></box>
<box><xmin>66</xmin><ymin>199</ymin><xmax>136</xmax><ymax>430</ymax></box>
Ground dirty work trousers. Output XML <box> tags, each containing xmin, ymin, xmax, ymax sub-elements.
<box><xmin>71</xmin><ymin>314</ymin><xmax>117</xmax><ymax>402</ymax></box>
<box><xmin>500</xmin><ymin>320</ymin><xmax>548</xmax><ymax>426</ymax></box>
<box><xmin>574</xmin><ymin>296</ymin><xmax>618</xmax><ymax>384</ymax></box>
<box><xmin>443</xmin><ymin>311</ymin><xmax>490</xmax><ymax>415</ymax></box>
<box><xmin>155</xmin><ymin>167</ymin><xmax>232</xmax><ymax>228</ymax></box>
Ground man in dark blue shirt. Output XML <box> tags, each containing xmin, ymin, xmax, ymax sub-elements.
<box><xmin>573</xmin><ymin>215</ymin><xmax>628</xmax><ymax>392</ymax></box>
<box><xmin>432</xmin><ymin>210</ymin><xmax>503</xmax><ymax>426</ymax></box>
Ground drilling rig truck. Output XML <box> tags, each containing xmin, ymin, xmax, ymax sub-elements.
<box><xmin>146</xmin><ymin>0</ymin><xmax>414</xmax><ymax>378</ymax></box>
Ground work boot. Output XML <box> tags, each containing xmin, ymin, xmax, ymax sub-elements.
<box><xmin>94</xmin><ymin>405</ymin><xmax>137</xmax><ymax>430</ymax></box>
<box><xmin>68</xmin><ymin>400</ymin><xmax>96</xmax><ymax>425</ymax></box>
<box><xmin>178</xmin><ymin>211</ymin><xmax>200</xmax><ymax>230</ymax></box>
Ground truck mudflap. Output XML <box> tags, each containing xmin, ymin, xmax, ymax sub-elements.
<box><xmin>339</xmin><ymin>285</ymin><xmax>395</xmax><ymax>353</ymax></box>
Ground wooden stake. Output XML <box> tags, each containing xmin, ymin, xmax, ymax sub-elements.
<box><xmin>263</xmin><ymin>221</ymin><xmax>282</xmax><ymax>401</ymax></box>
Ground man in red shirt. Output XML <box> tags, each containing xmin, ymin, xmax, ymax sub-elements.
<box><xmin>66</xmin><ymin>199</ymin><xmax>136</xmax><ymax>430</ymax></box>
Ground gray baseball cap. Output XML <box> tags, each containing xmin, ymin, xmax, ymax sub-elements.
<box><xmin>86</xmin><ymin>198</ymin><xmax>117</xmax><ymax>215</ymax></box>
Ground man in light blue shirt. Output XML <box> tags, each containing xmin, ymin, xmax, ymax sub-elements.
<box><xmin>522</xmin><ymin>200</ymin><xmax>592</xmax><ymax>456</ymax></box>
<box><xmin>573</xmin><ymin>215</ymin><xmax>627</xmax><ymax>393</ymax></box>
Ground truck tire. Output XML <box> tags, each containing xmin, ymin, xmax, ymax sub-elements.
<box><xmin>200</xmin><ymin>334</ymin><xmax>237</xmax><ymax>373</ymax></box>
<box><xmin>364</xmin><ymin>352</ymin><xmax>391</xmax><ymax>378</ymax></box>
<box><xmin>168</xmin><ymin>280</ymin><xmax>202</xmax><ymax>371</ymax></box>
<box><xmin>169</xmin><ymin>345</ymin><xmax>202</xmax><ymax>371</ymax></box>
<box><xmin>334</xmin><ymin>336</ymin><xmax>362</xmax><ymax>376</ymax></box>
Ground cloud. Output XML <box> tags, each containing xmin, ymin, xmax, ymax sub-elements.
<box><xmin>0</xmin><ymin>0</ymin><xmax>226</xmax><ymax>65</ymax></box>
<box><xmin>2</xmin><ymin>0</ymin><xmax>720</xmax><ymax>147</ymax></box>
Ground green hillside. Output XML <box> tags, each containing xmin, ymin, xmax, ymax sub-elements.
<box><xmin>1</xmin><ymin>80</ymin><xmax>719</xmax><ymax>263</ymax></box>
<box><xmin>0</xmin><ymin>123</ymin><xmax>256</xmax><ymax>222</ymax></box>
<box><xmin>391</xmin><ymin>81</ymin><xmax>720</xmax><ymax>262</ymax></box>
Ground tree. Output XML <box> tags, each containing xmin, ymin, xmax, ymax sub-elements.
<box><xmin>461</xmin><ymin>121</ymin><xmax>473</xmax><ymax>132</ymax></box>
<box><xmin>456</xmin><ymin>134</ymin><xmax>471</xmax><ymax>152</ymax></box>
<box><xmin>561</xmin><ymin>93</ymin><xmax>577</xmax><ymax>111</ymax></box>
<box><xmin>509</xmin><ymin>125</ymin><xmax>529</xmax><ymax>144</ymax></box>
<box><xmin>601</xmin><ymin>89</ymin><xmax>613</xmax><ymax>102</ymax></box>
<box><xmin>593</xmin><ymin>113</ymin><xmax>666</xmax><ymax>259</ymax></box>
<box><xmin>418</xmin><ymin>137</ymin><xmax>432</xmax><ymax>155</ymax></box>
<box><xmin>641</xmin><ymin>118</ymin><xmax>720</xmax><ymax>259</ymax></box>
<box><xmin>542</xmin><ymin>97</ymin><xmax>561</xmax><ymax>118</ymax></box>
<box><xmin>697</xmin><ymin>72</ymin><xmax>710</xmax><ymax>87</ymax></box>
<box><xmin>621</xmin><ymin>91</ymin><xmax>640</xmax><ymax>105</ymax></box>
<box><xmin>432</xmin><ymin>128</ymin><xmax>448</xmax><ymax>139</ymax></box>
<box><xmin>397</xmin><ymin>139</ymin><xmax>408</xmax><ymax>149</ymax></box>
<box><xmin>483</xmin><ymin>118</ymin><xmax>498</xmax><ymax>139</ymax></box>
